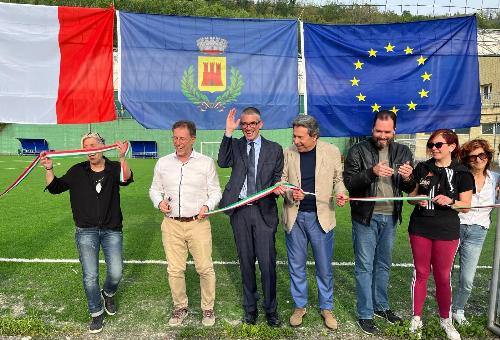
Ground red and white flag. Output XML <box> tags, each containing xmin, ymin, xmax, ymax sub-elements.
<box><xmin>0</xmin><ymin>3</ymin><xmax>115</xmax><ymax>124</ymax></box>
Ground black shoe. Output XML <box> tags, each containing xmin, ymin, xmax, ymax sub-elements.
<box><xmin>266</xmin><ymin>312</ymin><xmax>282</xmax><ymax>328</ymax></box>
<box><xmin>89</xmin><ymin>313</ymin><xmax>104</xmax><ymax>333</ymax></box>
<box><xmin>243</xmin><ymin>310</ymin><xmax>258</xmax><ymax>325</ymax></box>
<box><xmin>374</xmin><ymin>309</ymin><xmax>402</xmax><ymax>325</ymax></box>
<box><xmin>357</xmin><ymin>319</ymin><xmax>378</xmax><ymax>335</ymax></box>
<box><xmin>101</xmin><ymin>290</ymin><xmax>117</xmax><ymax>315</ymax></box>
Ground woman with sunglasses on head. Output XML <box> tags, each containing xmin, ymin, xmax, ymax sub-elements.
<box><xmin>407</xmin><ymin>129</ymin><xmax>474</xmax><ymax>340</ymax></box>
<box><xmin>452</xmin><ymin>139</ymin><xmax>498</xmax><ymax>325</ymax></box>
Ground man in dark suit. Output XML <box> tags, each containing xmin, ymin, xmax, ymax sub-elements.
<box><xmin>218</xmin><ymin>107</ymin><xmax>284</xmax><ymax>327</ymax></box>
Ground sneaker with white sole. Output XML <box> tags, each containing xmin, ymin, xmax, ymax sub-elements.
<box><xmin>202</xmin><ymin>309</ymin><xmax>215</xmax><ymax>327</ymax></box>
<box><xmin>440</xmin><ymin>317</ymin><xmax>461</xmax><ymax>340</ymax></box>
<box><xmin>168</xmin><ymin>307</ymin><xmax>188</xmax><ymax>326</ymax></box>
<box><xmin>89</xmin><ymin>313</ymin><xmax>104</xmax><ymax>333</ymax></box>
<box><xmin>101</xmin><ymin>290</ymin><xmax>117</xmax><ymax>316</ymax></box>
<box><xmin>452</xmin><ymin>310</ymin><xmax>469</xmax><ymax>326</ymax></box>
<box><xmin>409</xmin><ymin>315</ymin><xmax>423</xmax><ymax>333</ymax></box>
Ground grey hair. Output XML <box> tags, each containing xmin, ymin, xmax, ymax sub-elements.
<box><xmin>292</xmin><ymin>115</ymin><xmax>320</xmax><ymax>138</ymax></box>
<box><xmin>81</xmin><ymin>132</ymin><xmax>104</xmax><ymax>148</ymax></box>
<box><xmin>241</xmin><ymin>106</ymin><xmax>261</xmax><ymax>119</ymax></box>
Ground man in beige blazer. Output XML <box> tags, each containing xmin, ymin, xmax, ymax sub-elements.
<box><xmin>275</xmin><ymin>115</ymin><xmax>347</xmax><ymax>330</ymax></box>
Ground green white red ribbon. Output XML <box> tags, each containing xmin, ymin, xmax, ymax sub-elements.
<box><xmin>0</xmin><ymin>142</ymin><xmax>130</xmax><ymax>198</ymax></box>
<box><xmin>345</xmin><ymin>195</ymin><xmax>431</xmax><ymax>202</ymax></box>
<box><xmin>205</xmin><ymin>182</ymin><xmax>295</xmax><ymax>215</ymax></box>
<box><xmin>206</xmin><ymin>182</ymin><xmax>431</xmax><ymax>215</ymax></box>
<box><xmin>453</xmin><ymin>204</ymin><xmax>500</xmax><ymax>209</ymax></box>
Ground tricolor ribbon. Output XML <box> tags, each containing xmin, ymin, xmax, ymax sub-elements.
<box><xmin>452</xmin><ymin>204</ymin><xmax>500</xmax><ymax>210</ymax></box>
<box><xmin>205</xmin><ymin>182</ymin><xmax>294</xmax><ymax>215</ymax></box>
<box><xmin>206</xmin><ymin>182</ymin><xmax>431</xmax><ymax>215</ymax></box>
<box><xmin>0</xmin><ymin>142</ymin><xmax>130</xmax><ymax>198</ymax></box>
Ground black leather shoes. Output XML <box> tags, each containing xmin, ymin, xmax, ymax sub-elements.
<box><xmin>243</xmin><ymin>310</ymin><xmax>258</xmax><ymax>325</ymax></box>
<box><xmin>266</xmin><ymin>312</ymin><xmax>282</xmax><ymax>327</ymax></box>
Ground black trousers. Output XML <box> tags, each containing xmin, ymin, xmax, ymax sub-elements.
<box><xmin>230</xmin><ymin>205</ymin><xmax>277</xmax><ymax>314</ymax></box>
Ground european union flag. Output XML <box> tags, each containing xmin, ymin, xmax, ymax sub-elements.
<box><xmin>304</xmin><ymin>16</ymin><xmax>480</xmax><ymax>137</ymax></box>
<box><xmin>118</xmin><ymin>12</ymin><xmax>298</xmax><ymax>130</ymax></box>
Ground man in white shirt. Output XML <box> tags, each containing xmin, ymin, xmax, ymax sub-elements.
<box><xmin>149</xmin><ymin>120</ymin><xmax>222</xmax><ymax>327</ymax></box>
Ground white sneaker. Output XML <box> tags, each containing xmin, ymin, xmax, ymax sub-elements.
<box><xmin>452</xmin><ymin>310</ymin><xmax>469</xmax><ymax>326</ymax></box>
<box><xmin>409</xmin><ymin>315</ymin><xmax>423</xmax><ymax>333</ymax></box>
<box><xmin>440</xmin><ymin>317</ymin><xmax>461</xmax><ymax>340</ymax></box>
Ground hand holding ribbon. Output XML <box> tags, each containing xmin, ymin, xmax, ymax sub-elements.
<box><xmin>0</xmin><ymin>142</ymin><xmax>130</xmax><ymax>198</ymax></box>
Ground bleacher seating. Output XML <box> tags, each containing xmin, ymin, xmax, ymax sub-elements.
<box><xmin>17</xmin><ymin>138</ymin><xmax>49</xmax><ymax>155</ymax></box>
<box><xmin>130</xmin><ymin>141</ymin><xmax>158</xmax><ymax>159</ymax></box>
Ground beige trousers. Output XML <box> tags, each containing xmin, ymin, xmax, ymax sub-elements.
<box><xmin>161</xmin><ymin>217</ymin><xmax>216</xmax><ymax>310</ymax></box>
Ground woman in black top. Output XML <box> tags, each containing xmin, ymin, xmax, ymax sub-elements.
<box><xmin>407</xmin><ymin>129</ymin><xmax>473</xmax><ymax>340</ymax></box>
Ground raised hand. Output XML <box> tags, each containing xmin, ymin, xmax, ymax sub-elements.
<box><xmin>39</xmin><ymin>151</ymin><xmax>53</xmax><ymax>170</ymax></box>
<box><xmin>225</xmin><ymin>107</ymin><xmax>240</xmax><ymax>136</ymax></box>
<box><xmin>116</xmin><ymin>140</ymin><xmax>128</xmax><ymax>158</ymax></box>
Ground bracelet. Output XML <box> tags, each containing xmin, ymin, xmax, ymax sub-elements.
<box><xmin>45</xmin><ymin>166</ymin><xmax>53</xmax><ymax>170</ymax></box>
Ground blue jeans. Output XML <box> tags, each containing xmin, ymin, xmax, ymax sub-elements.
<box><xmin>75</xmin><ymin>227</ymin><xmax>123</xmax><ymax>316</ymax></box>
<box><xmin>286</xmin><ymin>211</ymin><xmax>334</xmax><ymax>310</ymax></box>
<box><xmin>352</xmin><ymin>214</ymin><xmax>397</xmax><ymax>319</ymax></box>
<box><xmin>453</xmin><ymin>224</ymin><xmax>488</xmax><ymax>312</ymax></box>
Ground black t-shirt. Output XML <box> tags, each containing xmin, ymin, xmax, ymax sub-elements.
<box><xmin>46</xmin><ymin>157</ymin><xmax>134</xmax><ymax>230</ymax></box>
<box><xmin>408</xmin><ymin>160</ymin><xmax>474</xmax><ymax>240</ymax></box>
<box><xmin>299</xmin><ymin>146</ymin><xmax>317</xmax><ymax>212</ymax></box>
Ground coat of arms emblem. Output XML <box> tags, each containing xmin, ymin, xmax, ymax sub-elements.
<box><xmin>181</xmin><ymin>37</ymin><xmax>244</xmax><ymax>111</ymax></box>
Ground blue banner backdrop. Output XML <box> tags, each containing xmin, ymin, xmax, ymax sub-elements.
<box><xmin>118</xmin><ymin>12</ymin><xmax>298</xmax><ymax>130</ymax></box>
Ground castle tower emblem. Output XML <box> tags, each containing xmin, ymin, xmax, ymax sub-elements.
<box><xmin>197</xmin><ymin>37</ymin><xmax>228</xmax><ymax>93</ymax></box>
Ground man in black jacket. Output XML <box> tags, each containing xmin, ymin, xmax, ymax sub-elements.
<box><xmin>343</xmin><ymin>111</ymin><xmax>415</xmax><ymax>335</ymax></box>
<box><xmin>218</xmin><ymin>107</ymin><xmax>283</xmax><ymax>327</ymax></box>
<box><xmin>40</xmin><ymin>133</ymin><xmax>132</xmax><ymax>334</ymax></box>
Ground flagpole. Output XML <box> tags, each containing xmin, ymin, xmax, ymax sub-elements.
<box><xmin>116</xmin><ymin>10</ymin><xmax>122</xmax><ymax>104</ymax></box>
<box><xmin>299</xmin><ymin>19</ymin><xmax>308</xmax><ymax>115</ymax></box>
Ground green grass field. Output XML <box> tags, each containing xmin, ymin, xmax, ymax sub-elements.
<box><xmin>0</xmin><ymin>155</ymin><xmax>497</xmax><ymax>338</ymax></box>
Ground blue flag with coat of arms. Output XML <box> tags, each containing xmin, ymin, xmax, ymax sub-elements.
<box><xmin>304</xmin><ymin>16</ymin><xmax>480</xmax><ymax>137</ymax></box>
<box><xmin>117</xmin><ymin>12</ymin><xmax>298</xmax><ymax>130</ymax></box>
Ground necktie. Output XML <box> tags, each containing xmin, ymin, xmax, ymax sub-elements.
<box><xmin>247</xmin><ymin>141</ymin><xmax>256</xmax><ymax>196</ymax></box>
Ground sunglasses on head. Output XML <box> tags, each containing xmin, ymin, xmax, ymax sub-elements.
<box><xmin>466</xmin><ymin>152</ymin><xmax>489</xmax><ymax>162</ymax></box>
<box><xmin>426</xmin><ymin>142</ymin><xmax>449</xmax><ymax>149</ymax></box>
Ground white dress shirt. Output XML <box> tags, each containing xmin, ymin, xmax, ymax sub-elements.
<box><xmin>459</xmin><ymin>170</ymin><xmax>495</xmax><ymax>228</ymax></box>
<box><xmin>149</xmin><ymin>150</ymin><xmax>222</xmax><ymax>218</ymax></box>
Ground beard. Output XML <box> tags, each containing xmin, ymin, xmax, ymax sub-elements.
<box><xmin>372</xmin><ymin>137</ymin><xmax>392</xmax><ymax>150</ymax></box>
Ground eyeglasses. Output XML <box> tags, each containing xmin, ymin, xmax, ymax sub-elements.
<box><xmin>467</xmin><ymin>152</ymin><xmax>489</xmax><ymax>162</ymax></box>
<box><xmin>426</xmin><ymin>142</ymin><xmax>449</xmax><ymax>149</ymax></box>
<box><xmin>240</xmin><ymin>121</ymin><xmax>260</xmax><ymax>128</ymax></box>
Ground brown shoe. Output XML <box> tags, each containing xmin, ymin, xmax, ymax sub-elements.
<box><xmin>202</xmin><ymin>309</ymin><xmax>215</xmax><ymax>327</ymax></box>
<box><xmin>321</xmin><ymin>309</ymin><xmax>338</xmax><ymax>330</ymax></box>
<box><xmin>289</xmin><ymin>307</ymin><xmax>307</xmax><ymax>327</ymax></box>
<box><xmin>168</xmin><ymin>307</ymin><xmax>188</xmax><ymax>326</ymax></box>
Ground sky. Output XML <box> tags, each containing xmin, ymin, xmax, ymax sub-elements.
<box><xmin>314</xmin><ymin>0</ymin><xmax>500</xmax><ymax>16</ymax></box>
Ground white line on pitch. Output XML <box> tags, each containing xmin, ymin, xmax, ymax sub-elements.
<box><xmin>0</xmin><ymin>258</ymin><xmax>492</xmax><ymax>269</ymax></box>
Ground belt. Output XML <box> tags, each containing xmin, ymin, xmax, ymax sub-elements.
<box><xmin>170</xmin><ymin>215</ymin><xmax>197</xmax><ymax>222</ymax></box>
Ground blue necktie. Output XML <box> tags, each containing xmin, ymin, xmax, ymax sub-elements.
<box><xmin>247</xmin><ymin>141</ymin><xmax>256</xmax><ymax>196</ymax></box>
